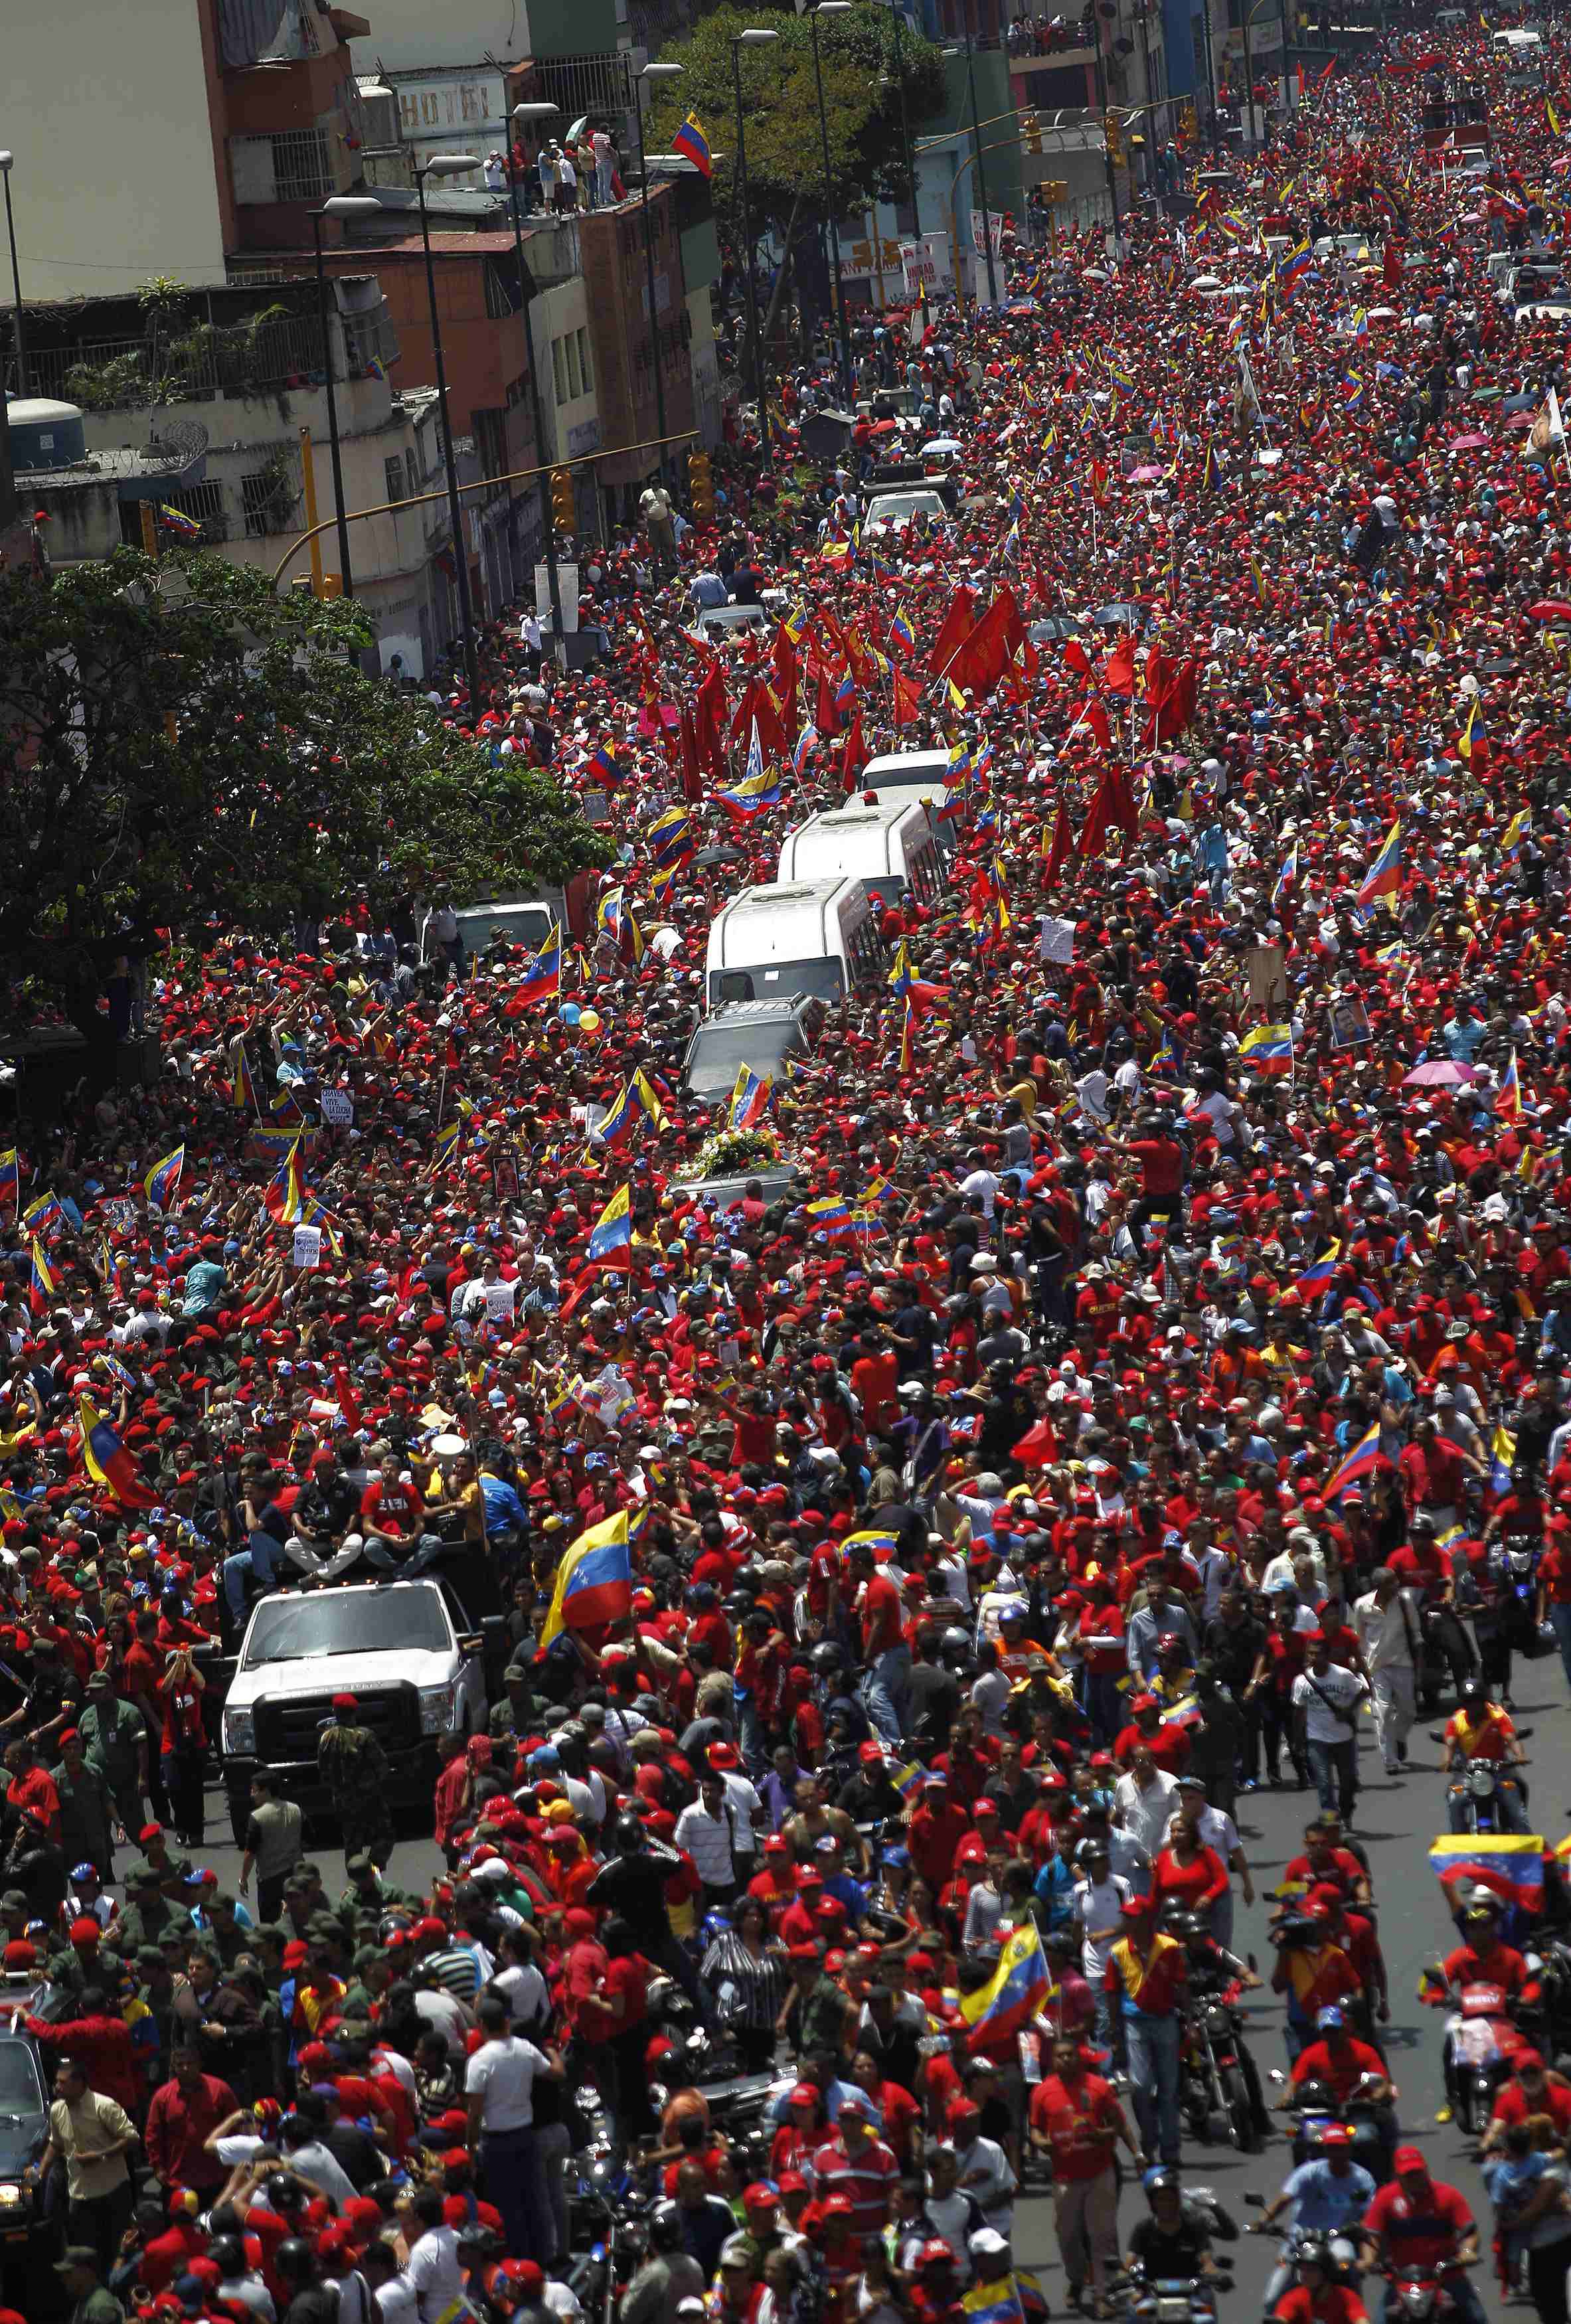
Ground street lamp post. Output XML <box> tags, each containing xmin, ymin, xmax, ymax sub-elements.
<box><xmin>882</xmin><ymin>1</ymin><xmax>929</xmax><ymax>325</ymax></box>
<box><xmin>509</xmin><ymin>100</ymin><xmax>566</xmax><ymax>657</ymax></box>
<box><xmin>416</xmin><ymin>155</ymin><xmax>483</xmax><ymax>712</ymax></box>
<box><xmin>807</xmin><ymin>1</ymin><xmax>854</xmax><ymax>401</ymax></box>
<box><xmin>730</xmin><ymin>27</ymin><xmax>780</xmax><ymax>459</ymax></box>
<box><xmin>955</xmin><ymin>23</ymin><xmax>999</xmax><ymax>307</ymax></box>
<box><xmin>634</xmin><ymin>63</ymin><xmax>683</xmax><ymax>471</ymax></box>
<box><xmin>309</xmin><ymin>195</ymin><xmax>380</xmax><ymax>598</ymax></box>
<box><xmin>0</xmin><ymin>154</ymin><xmax>25</xmax><ymax>398</ymax></box>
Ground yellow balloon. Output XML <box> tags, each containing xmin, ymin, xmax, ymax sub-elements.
<box><xmin>578</xmin><ymin>1009</ymin><xmax>602</xmax><ymax>1035</ymax></box>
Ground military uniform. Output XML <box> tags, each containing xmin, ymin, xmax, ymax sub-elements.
<box><xmin>77</xmin><ymin>1695</ymin><xmax>146</xmax><ymax>1839</ymax></box>
<box><xmin>315</xmin><ymin>1722</ymin><xmax>394</xmax><ymax>1867</ymax></box>
<box><xmin>52</xmin><ymin>1760</ymin><xmax>115</xmax><ymax>1880</ymax></box>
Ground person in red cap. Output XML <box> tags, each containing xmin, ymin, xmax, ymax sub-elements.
<box><xmin>1027</xmin><ymin>2032</ymin><xmax>1140</xmax><ymax>2310</ymax></box>
<box><xmin>807</xmin><ymin>2095</ymin><xmax>898</xmax><ymax>2242</ymax></box>
<box><xmin>1103</xmin><ymin>1896</ymin><xmax>1186</xmax><ymax>2169</ymax></box>
<box><xmin>1359</xmin><ymin>2153</ymin><xmax>1485</xmax><ymax>2324</ymax></box>
<box><xmin>1480</xmin><ymin>2048</ymin><xmax>1571</xmax><ymax>2152</ymax></box>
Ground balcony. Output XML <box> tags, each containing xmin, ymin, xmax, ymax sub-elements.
<box><xmin>1006</xmin><ymin>15</ymin><xmax>1098</xmax><ymax>61</ymax></box>
<box><xmin>29</xmin><ymin>311</ymin><xmax>327</xmax><ymax>412</ymax></box>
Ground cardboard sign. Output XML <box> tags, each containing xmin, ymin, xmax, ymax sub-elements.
<box><xmin>291</xmin><ymin>1226</ymin><xmax>323</xmax><ymax>1269</ymax></box>
<box><xmin>1248</xmin><ymin>943</ymin><xmax>1288</xmax><ymax>1015</ymax></box>
<box><xmin>319</xmin><ymin>1089</ymin><xmax>353</xmax><ymax>1127</ymax></box>
<box><xmin>1330</xmin><ymin>995</ymin><xmax>1372</xmax><ymax>1049</ymax></box>
<box><xmin>1040</xmin><ymin>915</ymin><xmax>1077</xmax><ymax>964</ymax></box>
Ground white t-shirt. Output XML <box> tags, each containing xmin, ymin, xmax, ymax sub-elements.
<box><xmin>1291</xmin><ymin>1663</ymin><xmax>1368</xmax><ymax>1745</ymax></box>
<box><xmin>1072</xmin><ymin>1872</ymin><xmax>1131</xmax><ymax>1981</ymax></box>
<box><xmin>374</xmin><ymin>2277</ymin><xmax>418</xmax><ymax>2324</ymax></box>
<box><xmin>406</xmin><ymin>2227</ymin><xmax>464</xmax><ymax>2324</ymax></box>
<box><xmin>465</xmin><ymin>2033</ymin><xmax>550</xmax><ymax>2131</ymax></box>
<box><xmin>283</xmin><ymin>2138</ymin><xmax>357</xmax><ymax>2208</ymax></box>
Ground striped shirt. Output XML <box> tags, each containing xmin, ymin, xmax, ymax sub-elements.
<box><xmin>807</xmin><ymin>2132</ymin><xmax>898</xmax><ymax>2240</ymax></box>
<box><xmin>700</xmin><ymin>1930</ymin><xmax>788</xmax><ymax>2031</ymax></box>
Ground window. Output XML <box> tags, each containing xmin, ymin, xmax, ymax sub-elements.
<box><xmin>564</xmin><ymin>333</ymin><xmax>582</xmax><ymax>398</ymax></box>
<box><xmin>240</xmin><ymin>465</ymin><xmax>296</xmax><ymax>539</ymax></box>
<box><xmin>405</xmin><ymin>449</ymin><xmax>420</xmax><ymax>501</ymax></box>
<box><xmin>552</xmin><ymin>335</ymin><xmax>569</xmax><ymax>404</ymax></box>
<box><xmin>385</xmin><ymin>456</ymin><xmax>406</xmax><ymax>507</ymax></box>
<box><xmin>121</xmin><ymin>480</ymin><xmax>227</xmax><ymax>546</ymax></box>
<box><xmin>575</xmin><ymin>327</ymin><xmax>593</xmax><ymax>394</ymax></box>
<box><xmin>269</xmin><ymin>127</ymin><xmax>334</xmax><ymax>202</ymax></box>
<box><xmin>483</xmin><ymin>261</ymin><xmax>513</xmax><ymax>323</ymax></box>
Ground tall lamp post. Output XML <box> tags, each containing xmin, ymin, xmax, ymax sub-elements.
<box><xmin>947</xmin><ymin>25</ymin><xmax>998</xmax><ymax>307</ymax></box>
<box><xmin>416</xmin><ymin>154</ymin><xmax>483</xmax><ymax>712</ymax></box>
<box><xmin>0</xmin><ymin>153</ymin><xmax>25</xmax><ymax>398</ymax></box>
<box><xmin>508</xmin><ymin>100</ymin><xmax>566</xmax><ymax>655</ymax></box>
<box><xmin>634</xmin><ymin>62</ymin><xmax>684</xmax><ymax>471</ymax></box>
<box><xmin>880</xmin><ymin>0</ymin><xmax>929</xmax><ymax>327</ymax></box>
<box><xmin>730</xmin><ymin>26</ymin><xmax>780</xmax><ymax>459</ymax></box>
<box><xmin>309</xmin><ymin>195</ymin><xmax>380</xmax><ymax>598</ymax></box>
<box><xmin>805</xmin><ymin>1</ymin><xmax>853</xmax><ymax>401</ymax></box>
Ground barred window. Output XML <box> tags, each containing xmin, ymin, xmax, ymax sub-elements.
<box><xmin>270</xmin><ymin>128</ymin><xmax>334</xmax><ymax>202</ymax></box>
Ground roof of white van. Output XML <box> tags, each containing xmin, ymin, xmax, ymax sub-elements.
<box><xmin>805</xmin><ymin>799</ymin><xmax>929</xmax><ymax>831</ymax></box>
<box><xmin>863</xmin><ymin>748</ymin><xmax>950</xmax><ymax>778</ymax></box>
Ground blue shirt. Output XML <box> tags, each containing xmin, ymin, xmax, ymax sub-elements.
<box><xmin>181</xmin><ymin>1260</ymin><xmax>226</xmax><ymax>1318</ymax></box>
<box><xmin>1282</xmin><ymin>2158</ymin><xmax>1377</xmax><ymax>2232</ymax></box>
<box><xmin>479</xmin><ymin>1475</ymin><xmax>529</xmax><ymax>1533</ymax></box>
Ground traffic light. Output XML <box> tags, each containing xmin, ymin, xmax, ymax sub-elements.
<box><xmin>1104</xmin><ymin>106</ymin><xmax>1123</xmax><ymax>165</ymax></box>
<box><xmin>1179</xmin><ymin>98</ymin><xmax>1197</xmax><ymax>146</ymax></box>
<box><xmin>1022</xmin><ymin>109</ymin><xmax>1042</xmax><ymax>153</ymax></box>
<box><xmin>688</xmin><ymin>449</ymin><xmax>715</xmax><ymax>524</ymax></box>
<box><xmin>550</xmin><ymin>467</ymin><xmax>575</xmax><ymax>529</ymax></box>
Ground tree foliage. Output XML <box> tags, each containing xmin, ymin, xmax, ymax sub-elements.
<box><xmin>645</xmin><ymin>2</ymin><xmax>947</xmax><ymax>227</ymax></box>
<box><xmin>0</xmin><ymin>549</ymin><xmax>609</xmax><ymax>1035</ymax></box>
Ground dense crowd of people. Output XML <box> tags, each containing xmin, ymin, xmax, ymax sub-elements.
<box><xmin>9</xmin><ymin>10</ymin><xmax>1571</xmax><ymax>2324</ymax></box>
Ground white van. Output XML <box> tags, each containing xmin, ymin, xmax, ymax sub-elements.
<box><xmin>776</xmin><ymin>799</ymin><xmax>946</xmax><ymax>906</ymax></box>
<box><xmin>704</xmin><ymin>878</ymin><xmax>883</xmax><ymax>1011</ymax></box>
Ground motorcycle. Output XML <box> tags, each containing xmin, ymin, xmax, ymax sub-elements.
<box><xmin>1424</xmin><ymin>1977</ymin><xmax>1534</xmax><ymax>2133</ymax></box>
<box><xmin>1244</xmin><ymin>2198</ymin><xmax>1364</xmax><ymax>2316</ymax></box>
<box><xmin>1417</xmin><ymin>1602</ymin><xmax>1456</xmax><ymax>1714</ymax></box>
<box><xmin>1284</xmin><ymin>2073</ymin><xmax>1394</xmax><ymax>2183</ymax></box>
<box><xmin>1382</xmin><ymin>2266</ymin><xmax>1479</xmax><ymax>2321</ymax></box>
<box><xmin>1109</xmin><ymin>2266</ymin><xmax>1232</xmax><ymax>2323</ymax></box>
<box><xmin>1431</xmin><ymin>1724</ymin><xmax>1533</xmax><ymax>1834</ymax></box>
<box><xmin>565</xmin><ymin>2179</ymin><xmax>655</xmax><ymax>2324</ymax></box>
<box><xmin>1179</xmin><ymin>1982</ymin><xmax>1263</xmax><ymax>2153</ymax></box>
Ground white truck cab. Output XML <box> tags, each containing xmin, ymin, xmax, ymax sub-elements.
<box><xmin>218</xmin><ymin>1578</ymin><xmax>490</xmax><ymax>1841</ymax></box>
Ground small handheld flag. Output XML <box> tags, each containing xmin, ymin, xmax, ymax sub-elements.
<box><xmin>671</xmin><ymin>113</ymin><xmax>713</xmax><ymax>177</ymax></box>
<box><xmin>143</xmin><ymin>1147</ymin><xmax>185</xmax><ymax>1210</ymax></box>
<box><xmin>728</xmin><ymin>1064</ymin><xmax>772</xmax><ymax>1131</ymax></box>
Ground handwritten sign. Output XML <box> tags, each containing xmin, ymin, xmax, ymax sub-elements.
<box><xmin>291</xmin><ymin>1226</ymin><xmax>323</xmax><ymax>1270</ymax></box>
<box><xmin>1040</xmin><ymin>915</ymin><xmax>1076</xmax><ymax>964</ymax></box>
<box><xmin>320</xmin><ymin>1089</ymin><xmax>354</xmax><ymax>1127</ymax></box>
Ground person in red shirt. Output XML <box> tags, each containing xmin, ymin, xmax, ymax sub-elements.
<box><xmin>3</xmin><ymin>1739</ymin><xmax>59</xmax><ymax>1846</ymax></box>
<box><xmin>1027</xmin><ymin>2034</ymin><xmax>1139</xmax><ymax>2309</ymax></box>
<box><xmin>849</xmin><ymin>1539</ymin><xmax>908</xmax><ymax>1745</ymax></box>
<box><xmin>1482</xmin><ymin>2052</ymin><xmax>1571</xmax><ymax>2151</ymax></box>
<box><xmin>907</xmin><ymin>1774</ymin><xmax>971</xmax><ymax>1888</ymax></box>
<box><xmin>1360</xmin><ymin>2153</ymin><xmax>1484</xmax><ymax>2324</ymax></box>
<box><xmin>1150</xmin><ymin>1831</ymin><xmax>1230</xmax><ymax>1920</ymax></box>
<box><xmin>144</xmin><ymin>2050</ymin><xmax>241</xmax><ymax>2195</ymax></box>
<box><xmin>1434</xmin><ymin>1896</ymin><xmax>1529</xmax><ymax>1999</ymax></box>
<box><xmin>358</xmin><ymin>1452</ymin><xmax>428</xmax><ymax>1552</ymax></box>
<box><xmin>1113</xmin><ymin>1697</ymin><xmax>1192</xmax><ymax>1774</ymax></box>
<box><xmin>1272</xmin><ymin>2246</ymin><xmax>1369</xmax><ymax>2324</ymax></box>
<box><xmin>807</xmin><ymin>2098</ymin><xmax>898</xmax><ymax>2241</ymax></box>
<box><xmin>1285</xmin><ymin>2010</ymin><xmax>1393</xmax><ymax>2108</ymax></box>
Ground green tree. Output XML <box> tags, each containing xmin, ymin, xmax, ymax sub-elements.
<box><xmin>0</xmin><ymin>549</ymin><xmax>608</xmax><ymax>1059</ymax></box>
<box><xmin>645</xmin><ymin>3</ymin><xmax>945</xmax><ymax>331</ymax></box>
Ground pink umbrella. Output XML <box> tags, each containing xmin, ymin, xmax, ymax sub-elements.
<box><xmin>1403</xmin><ymin>1060</ymin><xmax>1480</xmax><ymax>1086</ymax></box>
<box><xmin>1449</xmin><ymin>432</ymin><xmax>1489</xmax><ymax>450</ymax></box>
<box><xmin>1128</xmin><ymin>465</ymin><xmax>1166</xmax><ymax>483</ymax></box>
<box><xmin>1507</xmin><ymin>410</ymin><xmax>1536</xmax><ymax>431</ymax></box>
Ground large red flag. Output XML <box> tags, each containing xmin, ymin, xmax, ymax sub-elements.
<box><xmin>1043</xmin><ymin>795</ymin><xmax>1076</xmax><ymax>884</ymax></box>
<box><xmin>1104</xmin><ymin>637</ymin><xmax>1137</xmax><ymax>697</ymax></box>
<box><xmin>892</xmin><ymin>667</ymin><xmax>924</xmax><ymax>728</ymax></box>
<box><xmin>926</xmin><ymin>585</ymin><xmax>977</xmax><ymax>679</ymax></box>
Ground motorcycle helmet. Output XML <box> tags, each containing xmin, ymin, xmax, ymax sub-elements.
<box><xmin>1457</xmin><ymin>1675</ymin><xmax>1486</xmax><ymax>1708</ymax></box>
<box><xmin>266</xmin><ymin>2176</ymin><xmax>305</xmax><ymax>2214</ymax></box>
<box><xmin>811</xmin><ymin>1643</ymin><xmax>846</xmax><ymax>1677</ymax></box>
<box><xmin>1165</xmin><ymin>1912</ymin><xmax>1206</xmax><ymax>1942</ymax></box>
<box><xmin>1142</xmin><ymin>2167</ymin><xmax>1179</xmax><ymax>2197</ymax></box>
<box><xmin>1295</xmin><ymin>2239</ymin><xmax>1335</xmax><ymax>2279</ymax></box>
<box><xmin>614</xmin><ymin>1812</ymin><xmax>647</xmax><ymax>1854</ymax></box>
<box><xmin>940</xmin><ymin>1626</ymin><xmax>973</xmax><ymax>1660</ymax></box>
<box><xmin>701</xmin><ymin>1909</ymin><xmax>733</xmax><ymax>1944</ymax></box>
<box><xmin>274</xmin><ymin>2241</ymin><xmax>317</xmax><ymax>2282</ymax></box>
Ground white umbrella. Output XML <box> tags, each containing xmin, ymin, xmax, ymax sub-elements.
<box><xmin>1083</xmin><ymin>266</ymin><xmax>1110</xmax><ymax>281</ymax></box>
<box><xmin>1366</xmin><ymin>304</ymin><xmax>1397</xmax><ymax>319</ymax></box>
<box><xmin>1191</xmin><ymin>274</ymin><xmax>1224</xmax><ymax>291</ymax></box>
<box><xmin>922</xmin><ymin>436</ymin><xmax>962</xmax><ymax>455</ymax></box>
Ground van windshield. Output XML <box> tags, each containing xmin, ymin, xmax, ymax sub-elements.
<box><xmin>710</xmin><ymin>956</ymin><xmax>847</xmax><ymax>1007</ymax></box>
<box><xmin>454</xmin><ymin>904</ymin><xmax>554</xmax><ymax>956</ymax></box>
<box><xmin>687</xmin><ymin>1021</ymin><xmax>803</xmax><ymax>1088</ymax></box>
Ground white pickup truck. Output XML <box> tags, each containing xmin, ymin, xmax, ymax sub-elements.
<box><xmin>218</xmin><ymin>1578</ymin><xmax>492</xmax><ymax>1844</ymax></box>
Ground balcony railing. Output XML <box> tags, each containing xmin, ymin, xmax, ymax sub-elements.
<box><xmin>29</xmin><ymin>311</ymin><xmax>327</xmax><ymax>412</ymax></box>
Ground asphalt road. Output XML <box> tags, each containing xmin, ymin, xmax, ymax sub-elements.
<box><xmin>183</xmin><ymin>1668</ymin><xmax>1571</xmax><ymax>2316</ymax></box>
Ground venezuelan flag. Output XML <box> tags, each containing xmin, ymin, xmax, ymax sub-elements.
<box><xmin>959</xmin><ymin>1921</ymin><xmax>1051</xmax><ymax>2043</ymax></box>
<box><xmin>963</xmin><ymin>2286</ymin><xmax>1025</xmax><ymax>2324</ymax></box>
<box><xmin>1491</xmin><ymin>1424</ymin><xmax>1516</xmax><ymax>1495</ymax></box>
<box><xmin>28</xmin><ymin>1242</ymin><xmax>55</xmax><ymax>1316</ymax></box>
<box><xmin>158</xmin><ymin>503</ymin><xmax>202</xmax><ymax>541</ymax></box>
<box><xmin>0</xmin><ymin>1151</ymin><xmax>17</xmax><ymax>1214</ymax></box>
<box><xmin>585</xmin><ymin>1183</ymin><xmax>632</xmax><ymax>1271</ymax></box>
<box><xmin>728</xmin><ymin>1064</ymin><xmax>772</xmax><ymax>1131</ymax></box>
<box><xmin>1297</xmin><ymin>1241</ymin><xmax>1341</xmax><ymax>1293</ymax></box>
<box><xmin>1355</xmin><ymin>819</ymin><xmax>1402</xmax><ymax>910</ymax></box>
<box><xmin>803</xmin><ymin>1197</ymin><xmax>854</xmax><ymax>1240</ymax></box>
<box><xmin>1502</xmin><ymin>808</ymin><xmax>1530</xmax><ymax>857</ymax></box>
<box><xmin>512</xmin><ymin>924</ymin><xmax>562</xmax><ymax>1006</ymax></box>
<box><xmin>671</xmin><ymin>112</ymin><xmax>712</xmax><ymax>177</ymax></box>
<box><xmin>264</xmin><ymin>1140</ymin><xmax>307</xmax><ymax>1224</ymax></box>
<box><xmin>143</xmin><ymin>1147</ymin><xmax>185</xmax><ymax>1210</ymax></box>
<box><xmin>231</xmin><ymin>1048</ymin><xmax>258</xmax><ymax>1112</ymax></box>
<box><xmin>1429</xmin><ymin>1833</ymin><xmax>1545</xmax><ymax>1915</ymax></box>
<box><xmin>78</xmin><ymin>1396</ymin><xmax>158</xmax><ymax>1509</ymax></box>
<box><xmin>540</xmin><ymin>1510</ymin><xmax>634</xmax><ymax>1644</ymax></box>
<box><xmin>1272</xmin><ymin>844</ymin><xmax>1298</xmax><ymax>910</ymax></box>
<box><xmin>718</xmin><ymin>766</ymin><xmax>782</xmax><ymax>817</ymax></box>
<box><xmin>1499</xmin><ymin>1048</ymin><xmax>1523</xmax><ymax>1123</ymax></box>
<box><xmin>1323</xmin><ymin>1421</ymin><xmax>1382</xmax><ymax>1501</ymax></box>
<box><xmin>647</xmin><ymin>806</ymin><xmax>693</xmax><ymax>867</ymax></box>
<box><xmin>1238</xmin><ymin>1023</ymin><xmax>1293</xmax><ymax>1067</ymax></box>
<box><xmin>21</xmin><ymin>1192</ymin><xmax>58</xmax><ymax>1239</ymax></box>
<box><xmin>431</xmin><ymin>1117</ymin><xmax>463</xmax><ymax>1173</ymax></box>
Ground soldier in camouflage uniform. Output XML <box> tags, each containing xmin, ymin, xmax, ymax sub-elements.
<box><xmin>315</xmin><ymin>1695</ymin><xmax>394</xmax><ymax>1869</ymax></box>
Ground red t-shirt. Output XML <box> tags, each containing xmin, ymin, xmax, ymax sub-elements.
<box><xmin>1362</xmin><ymin>2179</ymin><xmax>1475</xmax><ymax>2272</ymax></box>
<box><xmin>359</xmin><ymin>1478</ymin><xmax>425</xmax><ymax>1536</ymax></box>
<box><xmin>1113</xmin><ymin>1719</ymin><xmax>1192</xmax><ymax>1774</ymax></box>
<box><xmin>1289</xmin><ymin>2036</ymin><xmax>1386</xmax><ymax>2105</ymax></box>
<box><xmin>860</xmin><ymin>1572</ymin><xmax>904</xmax><ymax>1659</ymax></box>
<box><xmin>1028</xmin><ymin>2070</ymin><xmax>1123</xmax><ymax>2181</ymax></box>
<box><xmin>1491</xmin><ymin>2076</ymin><xmax>1571</xmax><ymax>2136</ymax></box>
<box><xmin>1272</xmin><ymin>2290</ymin><xmax>1367</xmax><ymax>2324</ymax></box>
<box><xmin>1151</xmin><ymin>1844</ymin><xmax>1229</xmax><ymax>1914</ymax></box>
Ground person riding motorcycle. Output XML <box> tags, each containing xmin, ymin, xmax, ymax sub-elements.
<box><xmin>1249</xmin><ymin>2126</ymin><xmax>1376</xmax><ymax>2318</ymax></box>
<box><xmin>1441</xmin><ymin>1678</ymin><xmax>1529</xmax><ymax>1833</ymax></box>
<box><xmin>1423</xmin><ymin>1890</ymin><xmax>1531</xmax><ymax>2002</ymax></box>
<box><xmin>1270</xmin><ymin>2236</ymin><xmax>1369</xmax><ymax>2324</ymax></box>
<box><xmin>1165</xmin><ymin>1909</ymin><xmax>1270</xmax><ymax>2137</ymax></box>
<box><xmin>1278</xmin><ymin>2005</ymin><xmax>1398</xmax><ymax>2181</ymax></box>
